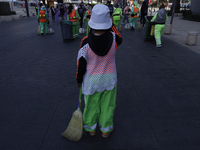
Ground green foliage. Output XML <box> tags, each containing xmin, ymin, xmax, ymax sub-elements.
<box><xmin>0</xmin><ymin>11</ymin><xmax>16</xmax><ymax>16</ymax></box>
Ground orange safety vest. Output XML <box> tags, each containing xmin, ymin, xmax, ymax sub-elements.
<box><xmin>130</xmin><ymin>6</ymin><xmax>139</xmax><ymax>18</ymax></box>
<box><xmin>39</xmin><ymin>10</ymin><xmax>47</xmax><ymax>22</ymax></box>
<box><xmin>69</xmin><ymin>10</ymin><xmax>77</xmax><ymax>22</ymax></box>
<box><xmin>86</xmin><ymin>10</ymin><xmax>91</xmax><ymax>20</ymax></box>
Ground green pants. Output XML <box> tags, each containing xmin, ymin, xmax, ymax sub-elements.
<box><xmin>154</xmin><ymin>24</ymin><xmax>165</xmax><ymax>45</ymax></box>
<box><xmin>72</xmin><ymin>24</ymin><xmax>79</xmax><ymax>39</ymax></box>
<box><xmin>113</xmin><ymin>19</ymin><xmax>120</xmax><ymax>29</ymax></box>
<box><xmin>85</xmin><ymin>20</ymin><xmax>90</xmax><ymax>36</ymax></box>
<box><xmin>40</xmin><ymin>22</ymin><xmax>48</xmax><ymax>34</ymax></box>
<box><xmin>83</xmin><ymin>87</ymin><xmax>117</xmax><ymax>133</ymax></box>
<box><xmin>129</xmin><ymin>17</ymin><xmax>137</xmax><ymax>29</ymax></box>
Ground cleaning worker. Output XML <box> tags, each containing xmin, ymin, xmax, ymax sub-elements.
<box><xmin>151</xmin><ymin>4</ymin><xmax>168</xmax><ymax>48</ymax></box>
<box><xmin>67</xmin><ymin>4</ymin><xmax>80</xmax><ymax>39</ymax></box>
<box><xmin>38</xmin><ymin>5</ymin><xmax>49</xmax><ymax>35</ymax></box>
<box><xmin>129</xmin><ymin>1</ymin><xmax>139</xmax><ymax>30</ymax></box>
<box><xmin>76</xmin><ymin>4</ymin><xmax>122</xmax><ymax>138</ymax></box>
<box><xmin>83</xmin><ymin>5</ymin><xmax>92</xmax><ymax>36</ymax></box>
<box><xmin>112</xmin><ymin>3</ymin><xmax>122</xmax><ymax>30</ymax></box>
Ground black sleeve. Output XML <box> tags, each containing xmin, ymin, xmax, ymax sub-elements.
<box><xmin>76</xmin><ymin>56</ymin><xmax>87</xmax><ymax>84</ymax></box>
<box><xmin>111</xmin><ymin>24</ymin><xmax>122</xmax><ymax>46</ymax></box>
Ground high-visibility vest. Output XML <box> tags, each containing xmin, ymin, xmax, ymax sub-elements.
<box><xmin>69</xmin><ymin>10</ymin><xmax>77</xmax><ymax>22</ymax></box>
<box><xmin>130</xmin><ymin>6</ymin><xmax>139</xmax><ymax>18</ymax></box>
<box><xmin>86</xmin><ymin>10</ymin><xmax>91</xmax><ymax>20</ymax></box>
<box><xmin>39</xmin><ymin>10</ymin><xmax>47</xmax><ymax>22</ymax></box>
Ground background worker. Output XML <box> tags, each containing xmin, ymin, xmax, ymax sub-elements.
<box><xmin>151</xmin><ymin>4</ymin><xmax>168</xmax><ymax>48</ymax></box>
<box><xmin>129</xmin><ymin>1</ymin><xmax>139</xmax><ymax>30</ymax></box>
<box><xmin>83</xmin><ymin>5</ymin><xmax>92</xmax><ymax>36</ymax></box>
<box><xmin>67</xmin><ymin>4</ymin><xmax>80</xmax><ymax>39</ymax></box>
<box><xmin>37</xmin><ymin>5</ymin><xmax>48</xmax><ymax>35</ymax></box>
<box><xmin>112</xmin><ymin>3</ymin><xmax>122</xmax><ymax>30</ymax></box>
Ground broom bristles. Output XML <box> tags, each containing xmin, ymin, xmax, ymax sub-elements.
<box><xmin>62</xmin><ymin>109</ymin><xmax>83</xmax><ymax>142</ymax></box>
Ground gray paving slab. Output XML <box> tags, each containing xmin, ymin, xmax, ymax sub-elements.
<box><xmin>0</xmin><ymin>16</ymin><xmax>200</xmax><ymax>150</ymax></box>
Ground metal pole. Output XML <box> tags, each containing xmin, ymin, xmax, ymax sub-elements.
<box><xmin>170</xmin><ymin>0</ymin><xmax>177</xmax><ymax>24</ymax></box>
<box><xmin>25</xmin><ymin>0</ymin><xmax>29</xmax><ymax>17</ymax></box>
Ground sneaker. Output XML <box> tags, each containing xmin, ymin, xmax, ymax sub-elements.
<box><xmin>121</xmin><ymin>22</ymin><xmax>124</xmax><ymax>24</ymax></box>
<box><xmin>102</xmin><ymin>127</ymin><xmax>114</xmax><ymax>138</ymax></box>
<box><xmin>156</xmin><ymin>44</ymin><xmax>162</xmax><ymax>48</ymax></box>
<box><xmin>89</xmin><ymin>130</ymin><xmax>96</xmax><ymax>136</ymax></box>
<box><xmin>41</xmin><ymin>33</ymin><xmax>44</xmax><ymax>35</ymax></box>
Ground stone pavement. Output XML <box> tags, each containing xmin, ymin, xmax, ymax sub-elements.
<box><xmin>0</xmin><ymin>15</ymin><xmax>200</xmax><ymax>150</ymax></box>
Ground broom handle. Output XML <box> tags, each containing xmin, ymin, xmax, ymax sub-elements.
<box><xmin>78</xmin><ymin>85</ymin><xmax>82</xmax><ymax>109</ymax></box>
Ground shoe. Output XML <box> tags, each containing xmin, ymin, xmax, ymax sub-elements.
<box><xmin>102</xmin><ymin>127</ymin><xmax>114</xmax><ymax>138</ymax></box>
<box><xmin>121</xmin><ymin>22</ymin><xmax>124</xmax><ymax>24</ymax></box>
<box><xmin>41</xmin><ymin>33</ymin><xmax>44</xmax><ymax>35</ymax></box>
<box><xmin>89</xmin><ymin>130</ymin><xmax>96</xmax><ymax>136</ymax></box>
<box><xmin>156</xmin><ymin>44</ymin><xmax>162</xmax><ymax>48</ymax></box>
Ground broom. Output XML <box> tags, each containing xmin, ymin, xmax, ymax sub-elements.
<box><xmin>62</xmin><ymin>86</ymin><xmax>83</xmax><ymax>141</ymax></box>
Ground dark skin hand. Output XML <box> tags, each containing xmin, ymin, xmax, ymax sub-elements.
<box><xmin>77</xmin><ymin>83</ymin><xmax>81</xmax><ymax>89</ymax></box>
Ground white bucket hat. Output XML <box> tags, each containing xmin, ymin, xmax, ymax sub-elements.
<box><xmin>88</xmin><ymin>4</ymin><xmax>112</xmax><ymax>30</ymax></box>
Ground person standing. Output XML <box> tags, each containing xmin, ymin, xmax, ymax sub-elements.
<box><xmin>121</xmin><ymin>3</ymin><xmax>129</xmax><ymax>24</ymax></box>
<box><xmin>37</xmin><ymin>6</ymin><xmax>48</xmax><ymax>35</ymax></box>
<box><xmin>151</xmin><ymin>4</ymin><xmax>168</xmax><ymax>48</ymax></box>
<box><xmin>67</xmin><ymin>4</ymin><xmax>80</xmax><ymax>39</ymax></box>
<box><xmin>77</xmin><ymin>2</ymin><xmax>85</xmax><ymax>28</ymax></box>
<box><xmin>140</xmin><ymin>1</ymin><xmax>147</xmax><ymax>27</ymax></box>
<box><xmin>50</xmin><ymin>5</ymin><xmax>56</xmax><ymax>22</ymax></box>
<box><xmin>76</xmin><ymin>4</ymin><xmax>122</xmax><ymax>138</ymax></box>
<box><xmin>112</xmin><ymin>3</ymin><xmax>122</xmax><ymax>30</ymax></box>
<box><xmin>129</xmin><ymin>1</ymin><xmax>139</xmax><ymax>30</ymax></box>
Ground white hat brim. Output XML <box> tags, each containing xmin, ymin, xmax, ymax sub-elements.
<box><xmin>88</xmin><ymin>18</ymin><xmax>112</xmax><ymax>30</ymax></box>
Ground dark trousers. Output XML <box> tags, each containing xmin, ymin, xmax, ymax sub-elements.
<box><xmin>80</xmin><ymin>15</ymin><xmax>83</xmax><ymax>28</ymax></box>
<box><xmin>140</xmin><ymin>15</ymin><xmax>146</xmax><ymax>26</ymax></box>
<box><xmin>122</xmin><ymin>14</ymin><xmax>129</xmax><ymax>23</ymax></box>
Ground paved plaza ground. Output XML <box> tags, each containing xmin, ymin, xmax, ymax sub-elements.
<box><xmin>0</xmin><ymin>15</ymin><xmax>200</xmax><ymax>150</ymax></box>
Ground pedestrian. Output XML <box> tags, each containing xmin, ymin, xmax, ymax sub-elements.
<box><xmin>76</xmin><ymin>4</ymin><xmax>122</xmax><ymax>138</ymax></box>
<box><xmin>67</xmin><ymin>4</ymin><xmax>80</xmax><ymax>39</ymax></box>
<box><xmin>121</xmin><ymin>3</ymin><xmax>129</xmax><ymax>24</ymax></box>
<box><xmin>77</xmin><ymin>2</ymin><xmax>85</xmax><ymax>29</ymax></box>
<box><xmin>106</xmin><ymin>1</ymin><xmax>114</xmax><ymax>17</ymax></box>
<box><xmin>140</xmin><ymin>1</ymin><xmax>147</xmax><ymax>27</ymax></box>
<box><xmin>112</xmin><ymin>3</ymin><xmax>122</xmax><ymax>30</ymax></box>
<box><xmin>50</xmin><ymin>5</ymin><xmax>56</xmax><ymax>22</ymax></box>
<box><xmin>151</xmin><ymin>4</ymin><xmax>168</xmax><ymax>48</ymax></box>
<box><xmin>83</xmin><ymin>5</ymin><xmax>92</xmax><ymax>36</ymax></box>
<box><xmin>60</xmin><ymin>4</ymin><xmax>65</xmax><ymax>20</ymax></box>
<box><xmin>129</xmin><ymin>1</ymin><xmax>139</xmax><ymax>30</ymax></box>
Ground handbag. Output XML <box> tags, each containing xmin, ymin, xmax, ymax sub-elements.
<box><xmin>150</xmin><ymin>25</ymin><xmax>155</xmax><ymax>36</ymax></box>
<box><xmin>124</xmin><ymin>23</ymin><xmax>131</xmax><ymax>29</ymax></box>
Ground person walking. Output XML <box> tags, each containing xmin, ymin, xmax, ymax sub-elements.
<box><xmin>106</xmin><ymin>1</ymin><xmax>114</xmax><ymax>17</ymax></box>
<box><xmin>112</xmin><ymin>3</ymin><xmax>122</xmax><ymax>30</ymax></box>
<box><xmin>83</xmin><ymin>5</ymin><xmax>92</xmax><ymax>36</ymax></box>
<box><xmin>37</xmin><ymin>5</ymin><xmax>48</xmax><ymax>35</ymax></box>
<box><xmin>151</xmin><ymin>4</ymin><xmax>168</xmax><ymax>48</ymax></box>
<box><xmin>76</xmin><ymin>4</ymin><xmax>122</xmax><ymax>138</ymax></box>
<box><xmin>67</xmin><ymin>4</ymin><xmax>80</xmax><ymax>39</ymax></box>
<box><xmin>140</xmin><ymin>1</ymin><xmax>147</xmax><ymax>27</ymax></box>
<box><xmin>121</xmin><ymin>3</ymin><xmax>129</xmax><ymax>24</ymax></box>
<box><xmin>60</xmin><ymin>4</ymin><xmax>65</xmax><ymax>20</ymax></box>
<box><xmin>129</xmin><ymin>1</ymin><xmax>139</xmax><ymax>30</ymax></box>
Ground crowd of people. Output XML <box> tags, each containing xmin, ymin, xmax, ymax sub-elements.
<box><xmin>36</xmin><ymin>0</ymin><xmax>168</xmax><ymax>139</ymax></box>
